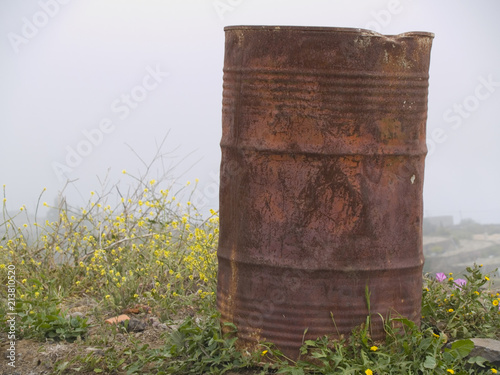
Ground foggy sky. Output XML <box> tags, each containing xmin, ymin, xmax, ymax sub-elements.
<box><xmin>1</xmin><ymin>0</ymin><xmax>499</xmax><ymax>224</ymax></box>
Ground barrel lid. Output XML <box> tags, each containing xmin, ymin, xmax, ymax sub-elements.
<box><xmin>224</xmin><ymin>25</ymin><xmax>434</xmax><ymax>39</ymax></box>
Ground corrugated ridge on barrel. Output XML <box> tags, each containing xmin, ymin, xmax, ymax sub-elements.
<box><xmin>220</xmin><ymin>67</ymin><xmax>430</xmax><ymax>157</ymax></box>
<box><xmin>218</xmin><ymin>243</ymin><xmax>425</xmax><ymax>352</ymax></box>
<box><xmin>222</xmin><ymin>71</ymin><xmax>429</xmax><ymax>111</ymax></box>
<box><xmin>217</xmin><ymin>25</ymin><xmax>433</xmax><ymax>360</ymax></box>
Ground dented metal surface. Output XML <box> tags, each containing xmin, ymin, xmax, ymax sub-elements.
<box><xmin>217</xmin><ymin>26</ymin><xmax>434</xmax><ymax>358</ymax></box>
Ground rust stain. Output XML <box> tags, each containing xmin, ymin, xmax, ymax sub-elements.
<box><xmin>217</xmin><ymin>25</ymin><xmax>434</xmax><ymax>360</ymax></box>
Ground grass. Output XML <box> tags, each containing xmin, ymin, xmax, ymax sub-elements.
<box><xmin>1</xmin><ymin>168</ymin><xmax>500</xmax><ymax>374</ymax></box>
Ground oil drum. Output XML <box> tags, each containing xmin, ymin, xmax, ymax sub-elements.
<box><xmin>217</xmin><ymin>26</ymin><xmax>434</xmax><ymax>358</ymax></box>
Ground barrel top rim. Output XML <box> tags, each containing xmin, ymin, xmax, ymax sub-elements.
<box><xmin>224</xmin><ymin>25</ymin><xmax>434</xmax><ymax>38</ymax></box>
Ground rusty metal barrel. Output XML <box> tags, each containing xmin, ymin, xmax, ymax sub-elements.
<box><xmin>217</xmin><ymin>26</ymin><xmax>434</xmax><ymax>358</ymax></box>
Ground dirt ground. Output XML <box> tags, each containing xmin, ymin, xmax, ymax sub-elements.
<box><xmin>0</xmin><ymin>335</ymin><xmax>264</xmax><ymax>375</ymax></box>
<box><xmin>0</xmin><ymin>297</ymin><xmax>185</xmax><ymax>375</ymax></box>
<box><xmin>0</xmin><ymin>297</ymin><xmax>265</xmax><ymax>375</ymax></box>
<box><xmin>0</xmin><ymin>323</ymin><xmax>169</xmax><ymax>375</ymax></box>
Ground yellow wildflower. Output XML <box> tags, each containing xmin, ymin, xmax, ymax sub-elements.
<box><xmin>370</xmin><ymin>346</ymin><xmax>378</xmax><ymax>351</ymax></box>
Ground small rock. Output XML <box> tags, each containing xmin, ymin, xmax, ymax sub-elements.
<box><xmin>146</xmin><ymin>316</ymin><xmax>170</xmax><ymax>330</ymax></box>
<box><xmin>126</xmin><ymin>318</ymin><xmax>147</xmax><ymax>332</ymax></box>
<box><xmin>148</xmin><ymin>316</ymin><xmax>161</xmax><ymax>325</ymax></box>
<box><xmin>469</xmin><ymin>338</ymin><xmax>500</xmax><ymax>366</ymax></box>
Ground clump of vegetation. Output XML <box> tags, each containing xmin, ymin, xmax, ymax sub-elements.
<box><xmin>260</xmin><ymin>264</ymin><xmax>500</xmax><ymax>375</ymax></box>
<box><xmin>422</xmin><ymin>265</ymin><xmax>500</xmax><ymax>341</ymax></box>
<box><xmin>1</xmin><ymin>160</ymin><xmax>500</xmax><ymax>374</ymax></box>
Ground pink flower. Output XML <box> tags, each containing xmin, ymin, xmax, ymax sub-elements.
<box><xmin>436</xmin><ymin>273</ymin><xmax>447</xmax><ymax>282</ymax></box>
<box><xmin>453</xmin><ymin>278</ymin><xmax>467</xmax><ymax>288</ymax></box>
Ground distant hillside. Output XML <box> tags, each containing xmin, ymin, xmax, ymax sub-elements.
<box><xmin>423</xmin><ymin>218</ymin><xmax>500</xmax><ymax>279</ymax></box>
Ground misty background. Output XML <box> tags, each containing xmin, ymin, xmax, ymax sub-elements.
<box><xmin>1</xmin><ymin>0</ymin><xmax>499</xmax><ymax>225</ymax></box>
